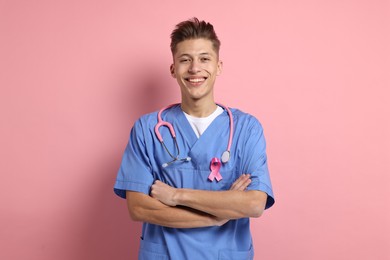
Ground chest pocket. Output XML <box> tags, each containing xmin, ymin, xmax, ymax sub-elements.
<box><xmin>157</xmin><ymin>166</ymin><xmax>240</xmax><ymax>191</ymax></box>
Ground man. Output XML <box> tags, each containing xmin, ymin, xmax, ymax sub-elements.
<box><xmin>114</xmin><ymin>17</ymin><xmax>275</xmax><ymax>259</ymax></box>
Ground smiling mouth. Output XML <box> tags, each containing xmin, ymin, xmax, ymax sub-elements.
<box><xmin>186</xmin><ymin>77</ymin><xmax>207</xmax><ymax>83</ymax></box>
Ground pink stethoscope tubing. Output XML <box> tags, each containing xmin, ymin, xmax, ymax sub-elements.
<box><xmin>154</xmin><ymin>103</ymin><xmax>233</xmax><ymax>167</ymax></box>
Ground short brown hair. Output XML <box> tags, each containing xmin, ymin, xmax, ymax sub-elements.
<box><xmin>170</xmin><ymin>17</ymin><xmax>221</xmax><ymax>55</ymax></box>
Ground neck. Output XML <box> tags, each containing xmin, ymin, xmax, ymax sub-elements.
<box><xmin>181</xmin><ymin>98</ymin><xmax>217</xmax><ymax>118</ymax></box>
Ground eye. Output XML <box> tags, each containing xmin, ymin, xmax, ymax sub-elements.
<box><xmin>179</xmin><ymin>58</ymin><xmax>191</xmax><ymax>63</ymax></box>
<box><xmin>200</xmin><ymin>57</ymin><xmax>211</xmax><ymax>62</ymax></box>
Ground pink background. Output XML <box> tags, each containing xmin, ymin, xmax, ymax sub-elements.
<box><xmin>1</xmin><ymin>0</ymin><xmax>389</xmax><ymax>259</ymax></box>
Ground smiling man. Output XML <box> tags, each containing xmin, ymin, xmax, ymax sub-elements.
<box><xmin>171</xmin><ymin>38</ymin><xmax>222</xmax><ymax>116</ymax></box>
<box><xmin>114</xmin><ymin>17</ymin><xmax>275</xmax><ymax>259</ymax></box>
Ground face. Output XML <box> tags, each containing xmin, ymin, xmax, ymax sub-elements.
<box><xmin>170</xmin><ymin>38</ymin><xmax>222</xmax><ymax>104</ymax></box>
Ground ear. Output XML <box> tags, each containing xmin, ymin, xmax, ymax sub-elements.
<box><xmin>170</xmin><ymin>64</ymin><xmax>176</xmax><ymax>78</ymax></box>
<box><xmin>217</xmin><ymin>60</ymin><xmax>223</xmax><ymax>76</ymax></box>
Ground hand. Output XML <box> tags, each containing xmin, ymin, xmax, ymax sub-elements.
<box><xmin>150</xmin><ymin>180</ymin><xmax>178</xmax><ymax>206</ymax></box>
<box><xmin>229</xmin><ymin>174</ymin><xmax>251</xmax><ymax>191</ymax></box>
<box><xmin>214</xmin><ymin>174</ymin><xmax>252</xmax><ymax>226</ymax></box>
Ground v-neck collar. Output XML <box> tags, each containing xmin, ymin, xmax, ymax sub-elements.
<box><xmin>171</xmin><ymin>105</ymin><xmax>199</xmax><ymax>146</ymax></box>
<box><xmin>168</xmin><ymin>105</ymin><xmax>230</xmax><ymax>165</ymax></box>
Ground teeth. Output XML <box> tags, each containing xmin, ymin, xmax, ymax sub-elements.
<box><xmin>188</xmin><ymin>78</ymin><xmax>205</xmax><ymax>83</ymax></box>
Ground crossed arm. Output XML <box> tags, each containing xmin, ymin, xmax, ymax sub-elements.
<box><xmin>126</xmin><ymin>174</ymin><xmax>268</xmax><ymax>228</ymax></box>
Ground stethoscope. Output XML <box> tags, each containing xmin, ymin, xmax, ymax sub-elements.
<box><xmin>154</xmin><ymin>103</ymin><xmax>234</xmax><ymax>169</ymax></box>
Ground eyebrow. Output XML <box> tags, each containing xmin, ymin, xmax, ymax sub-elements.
<box><xmin>177</xmin><ymin>52</ymin><xmax>212</xmax><ymax>58</ymax></box>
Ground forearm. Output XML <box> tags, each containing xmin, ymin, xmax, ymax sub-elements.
<box><xmin>126</xmin><ymin>191</ymin><xmax>223</xmax><ymax>228</ymax></box>
<box><xmin>151</xmin><ymin>175</ymin><xmax>265</xmax><ymax>219</ymax></box>
<box><xmin>173</xmin><ymin>189</ymin><xmax>267</xmax><ymax>219</ymax></box>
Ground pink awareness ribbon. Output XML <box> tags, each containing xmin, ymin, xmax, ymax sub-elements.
<box><xmin>208</xmin><ymin>157</ymin><xmax>223</xmax><ymax>182</ymax></box>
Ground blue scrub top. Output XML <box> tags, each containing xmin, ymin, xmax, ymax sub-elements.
<box><xmin>114</xmin><ymin>105</ymin><xmax>274</xmax><ymax>259</ymax></box>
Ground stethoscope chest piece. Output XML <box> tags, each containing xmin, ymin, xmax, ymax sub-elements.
<box><xmin>221</xmin><ymin>150</ymin><xmax>230</xmax><ymax>164</ymax></box>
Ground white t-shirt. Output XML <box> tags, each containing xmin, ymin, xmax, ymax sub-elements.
<box><xmin>183</xmin><ymin>106</ymin><xmax>224</xmax><ymax>138</ymax></box>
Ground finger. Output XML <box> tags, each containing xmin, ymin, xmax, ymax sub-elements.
<box><xmin>230</xmin><ymin>174</ymin><xmax>247</xmax><ymax>190</ymax></box>
<box><xmin>150</xmin><ymin>182</ymin><xmax>161</xmax><ymax>196</ymax></box>
<box><xmin>238</xmin><ymin>178</ymin><xmax>252</xmax><ymax>191</ymax></box>
<box><xmin>234</xmin><ymin>177</ymin><xmax>251</xmax><ymax>191</ymax></box>
<box><xmin>229</xmin><ymin>175</ymin><xmax>244</xmax><ymax>190</ymax></box>
<box><xmin>230</xmin><ymin>174</ymin><xmax>250</xmax><ymax>190</ymax></box>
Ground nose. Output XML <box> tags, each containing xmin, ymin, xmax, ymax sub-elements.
<box><xmin>188</xmin><ymin>60</ymin><xmax>201</xmax><ymax>74</ymax></box>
